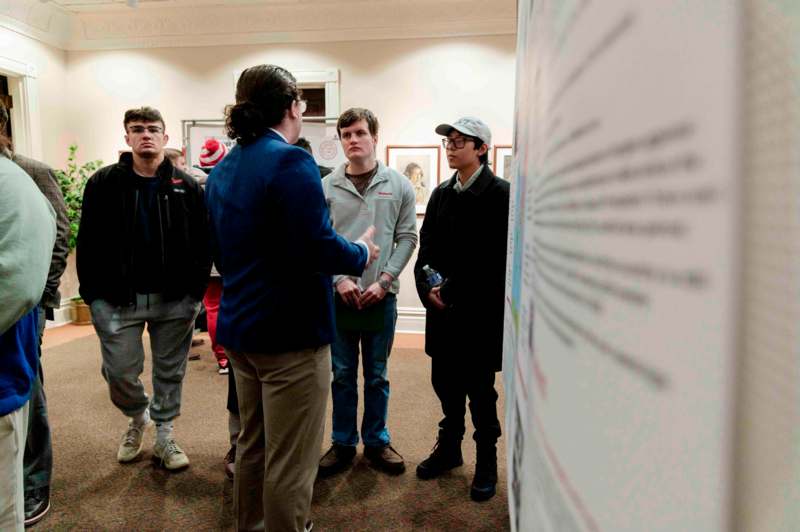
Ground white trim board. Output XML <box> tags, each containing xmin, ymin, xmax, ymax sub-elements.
<box><xmin>0</xmin><ymin>54</ymin><xmax>42</xmax><ymax>159</ymax></box>
<box><xmin>397</xmin><ymin>306</ymin><xmax>425</xmax><ymax>335</ymax></box>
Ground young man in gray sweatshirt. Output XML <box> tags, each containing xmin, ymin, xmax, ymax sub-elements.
<box><xmin>318</xmin><ymin>108</ymin><xmax>418</xmax><ymax>476</ymax></box>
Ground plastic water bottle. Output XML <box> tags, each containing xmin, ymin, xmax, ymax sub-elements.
<box><xmin>422</xmin><ymin>265</ymin><xmax>443</xmax><ymax>288</ymax></box>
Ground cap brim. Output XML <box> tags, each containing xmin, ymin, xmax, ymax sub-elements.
<box><xmin>435</xmin><ymin>123</ymin><xmax>455</xmax><ymax>136</ymax></box>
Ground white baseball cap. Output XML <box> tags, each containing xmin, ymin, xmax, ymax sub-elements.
<box><xmin>435</xmin><ymin>117</ymin><xmax>492</xmax><ymax>147</ymax></box>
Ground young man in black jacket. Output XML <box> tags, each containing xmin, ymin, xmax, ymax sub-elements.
<box><xmin>77</xmin><ymin>107</ymin><xmax>210</xmax><ymax>471</ymax></box>
<box><xmin>414</xmin><ymin>117</ymin><xmax>509</xmax><ymax>502</ymax></box>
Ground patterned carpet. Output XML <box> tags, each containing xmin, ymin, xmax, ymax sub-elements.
<box><xmin>36</xmin><ymin>331</ymin><xmax>509</xmax><ymax>531</ymax></box>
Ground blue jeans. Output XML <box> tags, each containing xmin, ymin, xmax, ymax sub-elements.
<box><xmin>330</xmin><ymin>294</ymin><xmax>397</xmax><ymax>447</ymax></box>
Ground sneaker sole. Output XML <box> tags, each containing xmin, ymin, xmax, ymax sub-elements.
<box><xmin>151</xmin><ymin>454</ymin><xmax>190</xmax><ymax>471</ymax></box>
<box><xmin>24</xmin><ymin>500</ymin><xmax>50</xmax><ymax>526</ymax></box>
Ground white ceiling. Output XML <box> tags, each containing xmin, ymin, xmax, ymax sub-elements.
<box><xmin>5</xmin><ymin>0</ymin><xmax>516</xmax><ymax>50</ymax></box>
<box><xmin>49</xmin><ymin>0</ymin><xmax>370</xmax><ymax>13</ymax></box>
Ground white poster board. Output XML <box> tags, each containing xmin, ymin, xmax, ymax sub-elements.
<box><xmin>504</xmin><ymin>1</ymin><xmax>741</xmax><ymax>530</ymax></box>
<box><xmin>182</xmin><ymin>119</ymin><xmax>344</xmax><ymax>173</ymax></box>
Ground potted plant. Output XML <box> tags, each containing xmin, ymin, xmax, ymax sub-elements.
<box><xmin>55</xmin><ymin>144</ymin><xmax>102</xmax><ymax>325</ymax></box>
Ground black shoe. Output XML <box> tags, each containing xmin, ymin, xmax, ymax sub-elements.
<box><xmin>317</xmin><ymin>444</ymin><xmax>356</xmax><ymax>478</ymax></box>
<box><xmin>364</xmin><ymin>444</ymin><xmax>406</xmax><ymax>475</ymax></box>
<box><xmin>24</xmin><ymin>487</ymin><xmax>50</xmax><ymax>527</ymax></box>
<box><xmin>416</xmin><ymin>439</ymin><xmax>463</xmax><ymax>480</ymax></box>
<box><xmin>470</xmin><ymin>450</ymin><xmax>498</xmax><ymax>502</ymax></box>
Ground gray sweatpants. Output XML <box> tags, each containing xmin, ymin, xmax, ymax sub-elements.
<box><xmin>90</xmin><ymin>294</ymin><xmax>201</xmax><ymax>422</ymax></box>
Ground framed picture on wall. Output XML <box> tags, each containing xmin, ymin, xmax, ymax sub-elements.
<box><xmin>386</xmin><ymin>145</ymin><xmax>441</xmax><ymax>214</ymax></box>
<box><xmin>493</xmin><ymin>145</ymin><xmax>513</xmax><ymax>180</ymax></box>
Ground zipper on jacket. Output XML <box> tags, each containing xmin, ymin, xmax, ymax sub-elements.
<box><xmin>163</xmin><ymin>193</ymin><xmax>172</xmax><ymax>229</ymax></box>
<box><xmin>157</xmin><ymin>194</ymin><xmax>167</xmax><ymax>282</ymax></box>
<box><xmin>130</xmin><ymin>188</ymin><xmax>139</xmax><ymax>310</ymax></box>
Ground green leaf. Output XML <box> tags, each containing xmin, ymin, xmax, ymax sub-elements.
<box><xmin>56</xmin><ymin>143</ymin><xmax>102</xmax><ymax>252</ymax></box>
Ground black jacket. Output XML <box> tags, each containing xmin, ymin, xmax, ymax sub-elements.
<box><xmin>414</xmin><ymin>165</ymin><xmax>510</xmax><ymax>372</ymax></box>
<box><xmin>77</xmin><ymin>152</ymin><xmax>210</xmax><ymax>306</ymax></box>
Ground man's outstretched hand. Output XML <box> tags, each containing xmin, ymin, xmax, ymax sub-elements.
<box><xmin>358</xmin><ymin>226</ymin><xmax>380</xmax><ymax>267</ymax></box>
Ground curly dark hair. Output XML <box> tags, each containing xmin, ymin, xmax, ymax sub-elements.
<box><xmin>225</xmin><ymin>65</ymin><xmax>301</xmax><ymax>145</ymax></box>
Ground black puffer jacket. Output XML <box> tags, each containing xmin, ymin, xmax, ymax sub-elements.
<box><xmin>77</xmin><ymin>152</ymin><xmax>210</xmax><ymax>306</ymax></box>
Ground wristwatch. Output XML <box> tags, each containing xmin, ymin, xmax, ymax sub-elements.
<box><xmin>378</xmin><ymin>278</ymin><xmax>392</xmax><ymax>291</ymax></box>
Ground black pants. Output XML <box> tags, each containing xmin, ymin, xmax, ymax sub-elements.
<box><xmin>24</xmin><ymin>305</ymin><xmax>53</xmax><ymax>495</ymax></box>
<box><xmin>431</xmin><ymin>355</ymin><xmax>501</xmax><ymax>447</ymax></box>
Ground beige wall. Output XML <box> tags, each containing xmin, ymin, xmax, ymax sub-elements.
<box><xmin>63</xmin><ymin>35</ymin><xmax>516</xmax><ymax>316</ymax></box>
<box><xmin>65</xmin><ymin>36</ymin><xmax>515</xmax><ymax>160</ymax></box>
<box><xmin>0</xmin><ymin>28</ymin><xmax>68</xmax><ymax>165</ymax></box>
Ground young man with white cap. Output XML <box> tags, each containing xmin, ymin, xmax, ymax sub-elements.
<box><xmin>414</xmin><ymin>117</ymin><xmax>509</xmax><ymax>502</ymax></box>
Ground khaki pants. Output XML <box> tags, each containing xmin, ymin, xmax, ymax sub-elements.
<box><xmin>228</xmin><ymin>345</ymin><xmax>330</xmax><ymax>532</ymax></box>
<box><xmin>0</xmin><ymin>402</ymin><xmax>30</xmax><ymax>532</ymax></box>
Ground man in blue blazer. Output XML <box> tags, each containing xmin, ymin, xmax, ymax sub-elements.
<box><xmin>206</xmin><ymin>64</ymin><xmax>378</xmax><ymax>532</ymax></box>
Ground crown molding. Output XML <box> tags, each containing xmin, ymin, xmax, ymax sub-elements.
<box><xmin>2</xmin><ymin>0</ymin><xmax>515</xmax><ymax>51</ymax></box>
<box><xmin>0</xmin><ymin>0</ymin><xmax>72</xmax><ymax>50</ymax></box>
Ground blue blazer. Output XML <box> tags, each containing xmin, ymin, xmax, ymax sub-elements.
<box><xmin>206</xmin><ymin>130</ymin><xmax>367</xmax><ymax>354</ymax></box>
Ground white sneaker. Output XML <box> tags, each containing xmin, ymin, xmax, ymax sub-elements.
<box><xmin>153</xmin><ymin>439</ymin><xmax>190</xmax><ymax>470</ymax></box>
<box><xmin>117</xmin><ymin>415</ymin><xmax>151</xmax><ymax>463</ymax></box>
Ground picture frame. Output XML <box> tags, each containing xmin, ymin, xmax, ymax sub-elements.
<box><xmin>385</xmin><ymin>145</ymin><xmax>441</xmax><ymax>214</ymax></box>
<box><xmin>493</xmin><ymin>145</ymin><xmax>513</xmax><ymax>180</ymax></box>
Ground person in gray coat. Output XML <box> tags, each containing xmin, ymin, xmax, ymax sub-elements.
<box><xmin>0</xmin><ymin>101</ymin><xmax>69</xmax><ymax>527</ymax></box>
<box><xmin>0</xmin><ymin>128</ymin><xmax>56</xmax><ymax>532</ymax></box>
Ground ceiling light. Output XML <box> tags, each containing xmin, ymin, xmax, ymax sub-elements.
<box><xmin>127</xmin><ymin>0</ymin><xmax>138</xmax><ymax>7</ymax></box>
